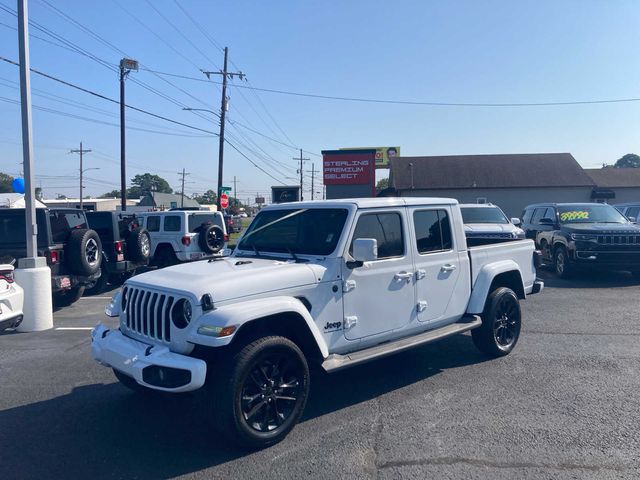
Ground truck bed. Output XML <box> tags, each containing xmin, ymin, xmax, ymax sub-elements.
<box><xmin>468</xmin><ymin>239</ymin><xmax>538</xmax><ymax>294</ymax></box>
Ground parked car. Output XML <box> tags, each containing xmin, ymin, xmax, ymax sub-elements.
<box><xmin>84</xmin><ymin>212</ymin><xmax>151</xmax><ymax>295</ymax></box>
<box><xmin>521</xmin><ymin>202</ymin><xmax>640</xmax><ymax>278</ymax></box>
<box><xmin>0</xmin><ymin>263</ymin><xmax>24</xmax><ymax>331</ymax></box>
<box><xmin>92</xmin><ymin>197</ymin><xmax>543</xmax><ymax>448</ymax></box>
<box><xmin>0</xmin><ymin>208</ymin><xmax>102</xmax><ymax>306</ymax></box>
<box><xmin>460</xmin><ymin>203</ymin><xmax>525</xmax><ymax>246</ymax></box>
<box><xmin>614</xmin><ymin>203</ymin><xmax>640</xmax><ymax>223</ymax></box>
<box><xmin>137</xmin><ymin>210</ymin><xmax>227</xmax><ymax>267</ymax></box>
<box><xmin>224</xmin><ymin>214</ymin><xmax>243</xmax><ymax>234</ymax></box>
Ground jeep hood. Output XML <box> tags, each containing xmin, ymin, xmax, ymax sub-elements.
<box><xmin>127</xmin><ymin>256</ymin><xmax>319</xmax><ymax>302</ymax></box>
<box><xmin>464</xmin><ymin>224</ymin><xmax>515</xmax><ymax>233</ymax></box>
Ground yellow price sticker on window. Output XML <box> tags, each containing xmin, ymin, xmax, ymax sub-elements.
<box><xmin>560</xmin><ymin>211</ymin><xmax>589</xmax><ymax>222</ymax></box>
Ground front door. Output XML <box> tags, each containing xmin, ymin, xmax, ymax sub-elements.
<box><xmin>409</xmin><ymin>207</ymin><xmax>465</xmax><ymax>324</ymax></box>
<box><xmin>342</xmin><ymin>209</ymin><xmax>416</xmax><ymax>341</ymax></box>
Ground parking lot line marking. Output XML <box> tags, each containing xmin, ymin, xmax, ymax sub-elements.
<box><xmin>79</xmin><ymin>296</ymin><xmax>113</xmax><ymax>300</ymax></box>
<box><xmin>55</xmin><ymin>327</ymin><xmax>94</xmax><ymax>331</ymax></box>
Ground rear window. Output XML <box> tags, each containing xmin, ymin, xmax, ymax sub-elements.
<box><xmin>50</xmin><ymin>211</ymin><xmax>87</xmax><ymax>243</ymax></box>
<box><xmin>188</xmin><ymin>214</ymin><xmax>223</xmax><ymax>233</ymax></box>
<box><xmin>86</xmin><ymin>212</ymin><xmax>115</xmax><ymax>241</ymax></box>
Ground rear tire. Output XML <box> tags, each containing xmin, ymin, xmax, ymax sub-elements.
<box><xmin>126</xmin><ymin>228</ymin><xmax>151</xmax><ymax>263</ymax></box>
<box><xmin>472</xmin><ymin>287</ymin><xmax>521</xmax><ymax>357</ymax></box>
<box><xmin>205</xmin><ymin>336</ymin><xmax>310</xmax><ymax>449</ymax></box>
<box><xmin>154</xmin><ymin>245</ymin><xmax>178</xmax><ymax>268</ymax></box>
<box><xmin>66</xmin><ymin>229</ymin><xmax>102</xmax><ymax>276</ymax></box>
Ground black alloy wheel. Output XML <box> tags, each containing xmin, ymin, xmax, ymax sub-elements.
<box><xmin>240</xmin><ymin>352</ymin><xmax>304</xmax><ymax>433</ymax></box>
<box><xmin>472</xmin><ymin>287</ymin><xmax>521</xmax><ymax>357</ymax></box>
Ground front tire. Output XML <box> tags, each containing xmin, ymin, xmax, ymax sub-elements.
<box><xmin>472</xmin><ymin>287</ymin><xmax>522</xmax><ymax>357</ymax></box>
<box><xmin>206</xmin><ymin>336</ymin><xmax>310</xmax><ymax>449</ymax></box>
<box><xmin>554</xmin><ymin>246</ymin><xmax>572</xmax><ymax>278</ymax></box>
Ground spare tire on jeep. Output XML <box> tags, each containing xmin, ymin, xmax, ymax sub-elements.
<box><xmin>198</xmin><ymin>224</ymin><xmax>225</xmax><ymax>254</ymax></box>
<box><xmin>66</xmin><ymin>228</ymin><xmax>102</xmax><ymax>276</ymax></box>
<box><xmin>126</xmin><ymin>227</ymin><xmax>151</xmax><ymax>262</ymax></box>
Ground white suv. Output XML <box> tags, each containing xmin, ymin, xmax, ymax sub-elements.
<box><xmin>137</xmin><ymin>211</ymin><xmax>227</xmax><ymax>266</ymax></box>
<box><xmin>0</xmin><ymin>264</ymin><xmax>24</xmax><ymax>331</ymax></box>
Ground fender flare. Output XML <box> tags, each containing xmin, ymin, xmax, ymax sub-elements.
<box><xmin>188</xmin><ymin>296</ymin><xmax>329</xmax><ymax>358</ymax></box>
<box><xmin>466</xmin><ymin>260</ymin><xmax>524</xmax><ymax>314</ymax></box>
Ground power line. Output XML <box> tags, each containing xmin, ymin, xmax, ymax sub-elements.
<box><xmin>0</xmin><ymin>56</ymin><xmax>218</xmax><ymax>135</ymax></box>
<box><xmin>225</xmin><ymin>139</ymin><xmax>285</xmax><ymax>185</ymax></box>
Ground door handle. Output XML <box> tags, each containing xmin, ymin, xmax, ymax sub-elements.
<box><xmin>394</xmin><ymin>271</ymin><xmax>413</xmax><ymax>281</ymax></box>
<box><xmin>441</xmin><ymin>264</ymin><xmax>457</xmax><ymax>272</ymax></box>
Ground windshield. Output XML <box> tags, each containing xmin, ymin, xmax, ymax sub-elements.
<box><xmin>461</xmin><ymin>207</ymin><xmax>509</xmax><ymax>224</ymax></box>
<box><xmin>238</xmin><ymin>208</ymin><xmax>348</xmax><ymax>255</ymax></box>
<box><xmin>558</xmin><ymin>205</ymin><xmax>628</xmax><ymax>224</ymax></box>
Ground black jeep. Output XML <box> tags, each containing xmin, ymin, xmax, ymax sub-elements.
<box><xmin>84</xmin><ymin>212</ymin><xmax>151</xmax><ymax>294</ymax></box>
<box><xmin>521</xmin><ymin>202</ymin><xmax>640</xmax><ymax>278</ymax></box>
<box><xmin>0</xmin><ymin>208</ymin><xmax>103</xmax><ymax>306</ymax></box>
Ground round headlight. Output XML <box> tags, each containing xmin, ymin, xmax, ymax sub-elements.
<box><xmin>171</xmin><ymin>298</ymin><xmax>192</xmax><ymax>329</ymax></box>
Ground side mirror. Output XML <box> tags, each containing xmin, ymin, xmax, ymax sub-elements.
<box><xmin>353</xmin><ymin>238</ymin><xmax>378</xmax><ymax>262</ymax></box>
<box><xmin>628</xmin><ymin>216</ymin><xmax>637</xmax><ymax>223</ymax></box>
<box><xmin>539</xmin><ymin>217</ymin><xmax>555</xmax><ymax>225</ymax></box>
<box><xmin>511</xmin><ymin>218</ymin><xmax>521</xmax><ymax>226</ymax></box>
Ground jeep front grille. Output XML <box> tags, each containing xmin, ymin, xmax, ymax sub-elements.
<box><xmin>596</xmin><ymin>235</ymin><xmax>640</xmax><ymax>245</ymax></box>
<box><xmin>123</xmin><ymin>286</ymin><xmax>174</xmax><ymax>342</ymax></box>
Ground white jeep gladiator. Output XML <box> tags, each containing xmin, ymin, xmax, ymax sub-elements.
<box><xmin>92</xmin><ymin>198</ymin><xmax>543</xmax><ymax>448</ymax></box>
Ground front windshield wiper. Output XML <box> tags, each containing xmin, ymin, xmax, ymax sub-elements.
<box><xmin>286</xmin><ymin>247</ymin><xmax>302</xmax><ymax>262</ymax></box>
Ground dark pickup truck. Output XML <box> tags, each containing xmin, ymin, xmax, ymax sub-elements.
<box><xmin>84</xmin><ymin>211</ymin><xmax>151</xmax><ymax>295</ymax></box>
<box><xmin>0</xmin><ymin>208</ymin><xmax>103</xmax><ymax>306</ymax></box>
<box><xmin>521</xmin><ymin>202</ymin><xmax>640</xmax><ymax>278</ymax></box>
<box><xmin>224</xmin><ymin>214</ymin><xmax>243</xmax><ymax>234</ymax></box>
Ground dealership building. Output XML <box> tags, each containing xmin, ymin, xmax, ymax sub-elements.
<box><xmin>387</xmin><ymin>153</ymin><xmax>640</xmax><ymax>218</ymax></box>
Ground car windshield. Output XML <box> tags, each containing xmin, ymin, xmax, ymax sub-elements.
<box><xmin>238</xmin><ymin>208</ymin><xmax>348</xmax><ymax>256</ymax></box>
<box><xmin>461</xmin><ymin>207</ymin><xmax>509</xmax><ymax>224</ymax></box>
<box><xmin>558</xmin><ymin>205</ymin><xmax>628</xmax><ymax>224</ymax></box>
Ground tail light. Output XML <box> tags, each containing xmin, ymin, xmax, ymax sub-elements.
<box><xmin>182</xmin><ymin>235</ymin><xmax>191</xmax><ymax>246</ymax></box>
<box><xmin>114</xmin><ymin>241</ymin><xmax>123</xmax><ymax>254</ymax></box>
<box><xmin>0</xmin><ymin>269</ymin><xmax>14</xmax><ymax>283</ymax></box>
<box><xmin>48</xmin><ymin>250</ymin><xmax>59</xmax><ymax>264</ymax></box>
<box><xmin>224</xmin><ymin>234</ymin><xmax>229</xmax><ymax>242</ymax></box>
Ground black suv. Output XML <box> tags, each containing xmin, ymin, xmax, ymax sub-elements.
<box><xmin>0</xmin><ymin>208</ymin><xmax>103</xmax><ymax>306</ymax></box>
<box><xmin>521</xmin><ymin>202</ymin><xmax>640</xmax><ymax>278</ymax></box>
<box><xmin>84</xmin><ymin>212</ymin><xmax>151</xmax><ymax>295</ymax></box>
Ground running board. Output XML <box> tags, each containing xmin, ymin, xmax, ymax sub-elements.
<box><xmin>321</xmin><ymin>315</ymin><xmax>482</xmax><ymax>373</ymax></box>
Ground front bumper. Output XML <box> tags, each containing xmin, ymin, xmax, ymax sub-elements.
<box><xmin>91</xmin><ymin>324</ymin><xmax>207</xmax><ymax>393</ymax></box>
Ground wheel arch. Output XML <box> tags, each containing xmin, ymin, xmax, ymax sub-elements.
<box><xmin>467</xmin><ymin>261</ymin><xmax>525</xmax><ymax>314</ymax></box>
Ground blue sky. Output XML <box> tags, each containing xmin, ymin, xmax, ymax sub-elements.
<box><xmin>1</xmin><ymin>0</ymin><xmax>640</xmax><ymax>201</ymax></box>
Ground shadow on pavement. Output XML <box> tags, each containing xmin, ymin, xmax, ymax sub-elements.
<box><xmin>0</xmin><ymin>335</ymin><xmax>486</xmax><ymax>479</ymax></box>
<box><xmin>538</xmin><ymin>268</ymin><xmax>640</xmax><ymax>289</ymax></box>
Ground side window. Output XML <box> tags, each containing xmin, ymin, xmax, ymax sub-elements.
<box><xmin>521</xmin><ymin>208</ymin><xmax>533</xmax><ymax>224</ymax></box>
<box><xmin>414</xmin><ymin>209</ymin><xmax>453</xmax><ymax>254</ymax></box>
<box><xmin>163</xmin><ymin>215</ymin><xmax>181</xmax><ymax>232</ymax></box>
<box><xmin>531</xmin><ymin>208</ymin><xmax>548</xmax><ymax>224</ymax></box>
<box><xmin>626</xmin><ymin>206</ymin><xmax>640</xmax><ymax>219</ymax></box>
<box><xmin>350</xmin><ymin>212</ymin><xmax>404</xmax><ymax>259</ymax></box>
<box><xmin>146</xmin><ymin>216</ymin><xmax>160</xmax><ymax>232</ymax></box>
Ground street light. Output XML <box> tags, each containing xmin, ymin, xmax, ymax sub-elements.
<box><xmin>183</xmin><ymin>107</ymin><xmax>218</xmax><ymax>116</ymax></box>
<box><xmin>80</xmin><ymin>167</ymin><xmax>100</xmax><ymax>210</ymax></box>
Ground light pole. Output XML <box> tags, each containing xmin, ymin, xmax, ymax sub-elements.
<box><xmin>120</xmin><ymin>58</ymin><xmax>138</xmax><ymax>212</ymax></box>
<box><xmin>80</xmin><ymin>167</ymin><xmax>100</xmax><ymax>209</ymax></box>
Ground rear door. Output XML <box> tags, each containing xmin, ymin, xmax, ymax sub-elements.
<box><xmin>409</xmin><ymin>206</ymin><xmax>465</xmax><ymax>324</ymax></box>
<box><xmin>341</xmin><ymin>209</ymin><xmax>416</xmax><ymax>340</ymax></box>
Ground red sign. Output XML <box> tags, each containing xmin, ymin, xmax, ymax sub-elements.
<box><xmin>220</xmin><ymin>193</ymin><xmax>229</xmax><ymax>209</ymax></box>
<box><xmin>322</xmin><ymin>151</ymin><xmax>375</xmax><ymax>185</ymax></box>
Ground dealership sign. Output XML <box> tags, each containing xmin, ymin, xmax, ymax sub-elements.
<box><xmin>322</xmin><ymin>150</ymin><xmax>376</xmax><ymax>185</ymax></box>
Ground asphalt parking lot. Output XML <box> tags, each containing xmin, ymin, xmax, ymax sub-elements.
<box><xmin>1</xmin><ymin>269</ymin><xmax>639</xmax><ymax>480</ymax></box>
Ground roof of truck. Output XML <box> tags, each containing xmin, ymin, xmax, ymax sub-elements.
<box><xmin>263</xmin><ymin>197</ymin><xmax>457</xmax><ymax>210</ymax></box>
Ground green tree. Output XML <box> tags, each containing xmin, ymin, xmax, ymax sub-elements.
<box><xmin>192</xmin><ymin>189</ymin><xmax>217</xmax><ymax>205</ymax></box>
<box><xmin>376</xmin><ymin>177</ymin><xmax>389</xmax><ymax>191</ymax></box>
<box><xmin>99</xmin><ymin>190</ymin><xmax>122</xmax><ymax>198</ymax></box>
<box><xmin>0</xmin><ymin>172</ymin><xmax>15</xmax><ymax>193</ymax></box>
<box><xmin>614</xmin><ymin>153</ymin><xmax>640</xmax><ymax>168</ymax></box>
<box><xmin>127</xmin><ymin>173</ymin><xmax>173</xmax><ymax>198</ymax></box>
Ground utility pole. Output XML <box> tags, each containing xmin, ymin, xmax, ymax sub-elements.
<box><xmin>202</xmin><ymin>47</ymin><xmax>245</xmax><ymax>211</ymax></box>
<box><xmin>70</xmin><ymin>142</ymin><xmax>91</xmax><ymax>209</ymax></box>
<box><xmin>178</xmin><ymin>168</ymin><xmax>190</xmax><ymax>208</ymax></box>
<box><xmin>305</xmin><ymin>163</ymin><xmax>316</xmax><ymax>200</ymax></box>
<box><xmin>233</xmin><ymin>175</ymin><xmax>237</xmax><ymax>207</ymax></box>
<box><xmin>293</xmin><ymin>149</ymin><xmax>310</xmax><ymax>201</ymax></box>
<box><xmin>119</xmin><ymin>58</ymin><xmax>138</xmax><ymax>212</ymax></box>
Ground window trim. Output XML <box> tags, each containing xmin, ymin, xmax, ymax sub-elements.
<box><xmin>347</xmin><ymin>210</ymin><xmax>406</xmax><ymax>262</ymax></box>
<box><xmin>413</xmin><ymin>208</ymin><xmax>454</xmax><ymax>256</ymax></box>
